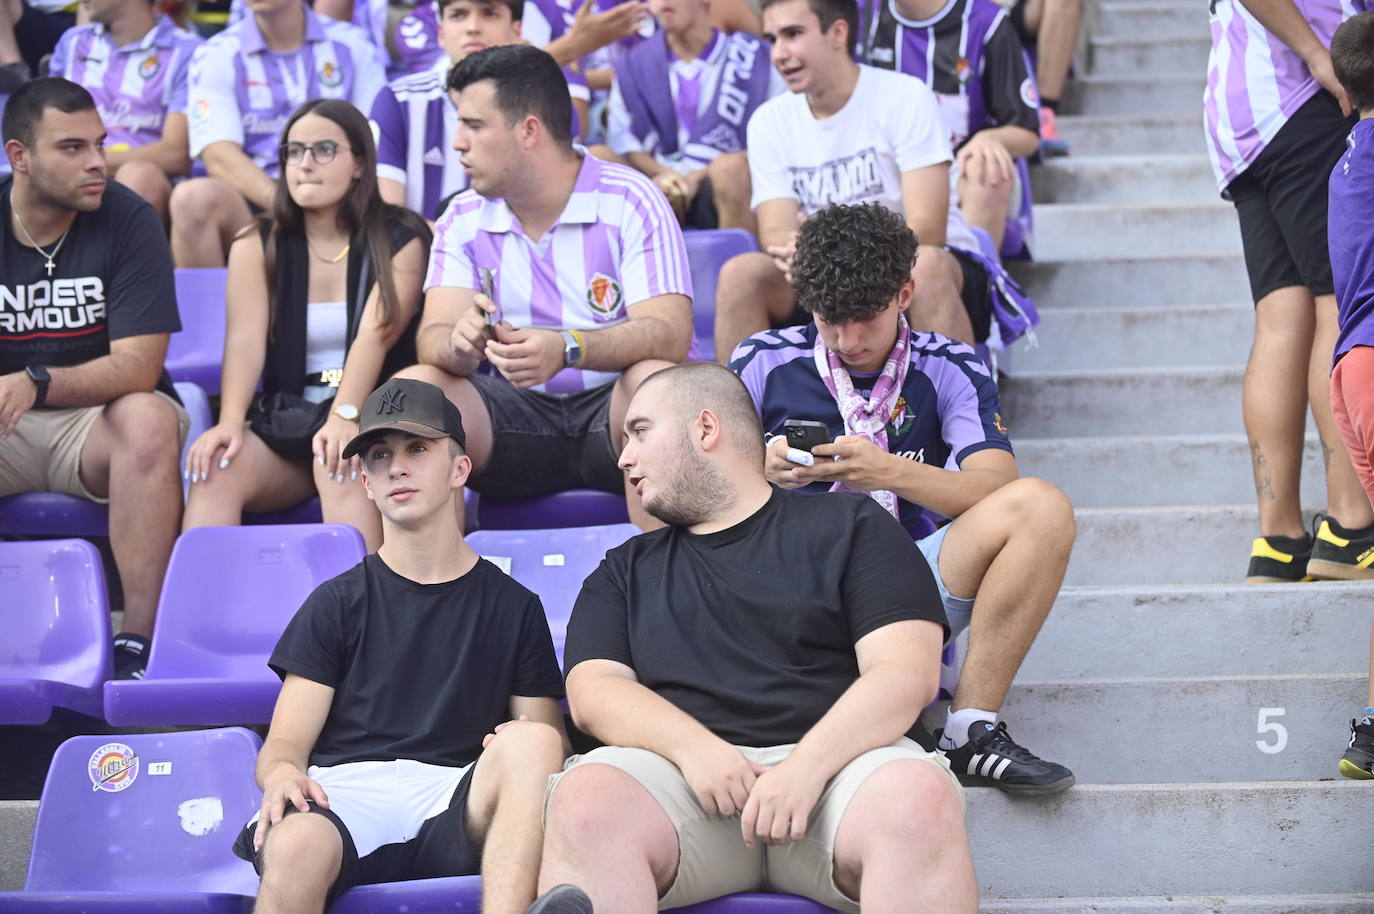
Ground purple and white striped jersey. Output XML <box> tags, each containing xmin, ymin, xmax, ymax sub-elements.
<box><xmin>424</xmin><ymin>153</ymin><xmax>693</xmax><ymax>394</ymax></box>
<box><xmin>228</xmin><ymin>0</ymin><xmax>391</xmax><ymax>52</ymax></box>
<box><xmin>1204</xmin><ymin>0</ymin><xmax>1368</xmax><ymax>193</ymax></box>
<box><xmin>187</xmin><ymin>4</ymin><xmax>387</xmax><ymax>176</ymax></box>
<box><xmin>49</xmin><ymin>16</ymin><xmax>202</xmax><ymax>150</ymax></box>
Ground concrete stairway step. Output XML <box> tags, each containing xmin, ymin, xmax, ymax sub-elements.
<box><xmin>1032</xmin><ymin>155</ymin><xmax>1215</xmax><ymax>205</ymax></box>
<box><xmin>1034</xmin><ymin>203</ymin><xmax>1238</xmax><ymax>261</ymax></box>
<box><xmin>982</xmin><ymin>895</ymin><xmax>1374</xmax><ymax>913</ymax></box>
<box><xmin>1020</xmin><ymin>582</ymin><xmax>1374</xmax><ymax>680</ymax></box>
<box><xmin>1066</xmin><ymin>504</ymin><xmax>1331</xmax><ymax>587</ymax></box>
<box><xmin>1095</xmin><ymin>1</ymin><xmax>1206</xmax><ymax>39</ymax></box>
<box><xmin>1010</xmin><ymin>255</ymin><xmax>1246</xmax><ymax>311</ymax></box>
<box><xmin>1065</xmin><ymin>73</ymin><xmax>1202</xmax><ymax>115</ymax></box>
<box><xmin>1055</xmin><ymin>113</ymin><xmax>1207</xmax><ymax>157</ymax></box>
<box><xmin>0</xmin><ymin>801</ymin><xmax>35</xmax><ymax>891</ymax></box>
<box><xmin>1016</xmin><ymin>435</ymin><xmax>1322</xmax><ymax>509</ymax></box>
<box><xmin>989</xmin><ymin>673</ymin><xmax>1363</xmax><ymax>783</ymax></box>
<box><xmin>1002</xmin><ymin>366</ymin><xmax>1242</xmax><ymax>438</ymax></box>
<box><xmin>1090</xmin><ymin>35</ymin><xmax>1210</xmax><ymax>76</ymax></box>
<box><xmin>965</xmin><ymin>781</ymin><xmax>1371</xmax><ymax>898</ymax></box>
<box><xmin>1022</xmin><ymin>304</ymin><xmax>1250</xmax><ymax>371</ymax></box>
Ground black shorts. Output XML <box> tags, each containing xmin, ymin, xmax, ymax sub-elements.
<box><xmin>949</xmin><ymin>247</ymin><xmax>994</xmax><ymax>343</ymax></box>
<box><xmin>232</xmin><ymin>763</ymin><xmax>480</xmax><ymax>907</ymax></box>
<box><xmin>1225</xmin><ymin>90</ymin><xmax>1356</xmax><ymax>304</ymax></box>
<box><xmin>1008</xmin><ymin>0</ymin><xmax>1033</xmax><ymax>46</ymax></box>
<box><xmin>18</xmin><ymin>3</ymin><xmax>74</xmax><ymax>73</ymax></box>
<box><xmin>684</xmin><ymin>176</ymin><xmax>719</xmax><ymax>231</ymax></box>
<box><xmin>467</xmin><ymin>371</ymin><xmax>624</xmax><ymax>497</ymax></box>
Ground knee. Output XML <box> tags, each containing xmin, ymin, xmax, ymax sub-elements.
<box><xmin>619</xmin><ymin>359</ymin><xmax>675</xmax><ymax>393</ymax></box>
<box><xmin>1001</xmin><ymin>477</ymin><xmax>1075</xmax><ymax>542</ymax></box>
<box><xmin>484</xmin><ymin>719</ymin><xmax>565</xmax><ymax>772</ymax></box>
<box><xmin>393</xmin><ymin>362</ymin><xmax>457</xmax><ymax>388</ymax></box>
<box><xmin>913</xmin><ymin>246</ymin><xmax>960</xmax><ymax>295</ymax></box>
<box><xmin>259</xmin><ymin>813</ymin><xmax>342</xmax><ymax>884</ymax></box>
<box><xmin>871</xmin><ymin>761</ymin><xmax>965</xmax><ymax>842</ymax></box>
<box><xmin>544</xmin><ymin>764</ymin><xmax>631</xmax><ymax>844</ymax></box>
<box><xmin>707</xmin><ymin>153</ymin><xmax>751</xmax><ymax>198</ymax></box>
<box><xmin>115</xmin><ymin>161</ymin><xmax>170</xmax><ymax>203</ymax></box>
<box><xmin>718</xmin><ymin>252</ymin><xmax>777</xmax><ymax>302</ymax></box>
<box><xmin>169</xmin><ymin>178</ymin><xmax>238</xmax><ymax>229</ymax></box>
<box><xmin>107</xmin><ymin>393</ymin><xmax>180</xmax><ymax>458</ymax></box>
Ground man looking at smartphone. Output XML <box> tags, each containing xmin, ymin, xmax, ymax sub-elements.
<box><xmin>730</xmin><ymin>203</ymin><xmax>1076</xmax><ymax>795</ymax></box>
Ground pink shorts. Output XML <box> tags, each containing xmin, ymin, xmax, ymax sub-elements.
<box><xmin>1331</xmin><ymin>345</ymin><xmax>1374</xmax><ymax>505</ymax></box>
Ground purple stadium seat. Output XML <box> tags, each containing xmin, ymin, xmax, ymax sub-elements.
<box><xmin>674</xmin><ymin>893</ymin><xmax>841</xmax><ymax>914</ymax></box>
<box><xmin>330</xmin><ymin>874</ymin><xmax>482</xmax><ymax>914</ymax></box>
<box><xmin>242</xmin><ymin>497</ymin><xmax>324</xmax><ymax>526</ymax></box>
<box><xmin>0</xmin><ymin>727</ymin><xmax>261</xmax><ymax>913</ymax></box>
<box><xmin>467</xmin><ymin>523</ymin><xmax>639</xmax><ymax>663</ymax></box>
<box><xmin>0</xmin><ymin>539</ymin><xmax>111</xmax><ymax>724</ymax></box>
<box><xmin>166</xmin><ymin>268</ymin><xmax>229</xmax><ymax>394</ymax></box>
<box><xmin>684</xmin><ymin>228</ymin><xmax>759</xmax><ymax>361</ymax></box>
<box><xmin>471</xmin><ymin>489</ymin><xmax>629</xmax><ymax>530</ymax></box>
<box><xmin>103</xmin><ymin>524</ymin><xmax>367</xmax><ymax>726</ymax></box>
<box><xmin>0</xmin><ymin>381</ymin><xmax>213</xmax><ymax>537</ymax></box>
<box><xmin>939</xmin><ymin>641</ymin><xmax>959</xmax><ymax>703</ymax></box>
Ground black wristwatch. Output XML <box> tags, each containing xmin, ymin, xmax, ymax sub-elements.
<box><xmin>25</xmin><ymin>365</ymin><xmax>50</xmax><ymax>408</ymax></box>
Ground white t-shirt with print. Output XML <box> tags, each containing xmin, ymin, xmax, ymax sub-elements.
<box><xmin>746</xmin><ymin>64</ymin><xmax>976</xmax><ymax>251</ymax></box>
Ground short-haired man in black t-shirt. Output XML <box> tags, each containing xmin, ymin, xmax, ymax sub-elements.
<box><xmin>532</xmin><ymin>361</ymin><xmax>977</xmax><ymax>914</ymax></box>
<box><xmin>232</xmin><ymin>378</ymin><xmax>570</xmax><ymax>914</ymax></box>
<box><xmin>0</xmin><ymin>77</ymin><xmax>187</xmax><ymax>680</ymax></box>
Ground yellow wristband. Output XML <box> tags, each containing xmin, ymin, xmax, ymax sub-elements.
<box><xmin>569</xmin><ymin>328</ymin><xmax>586</xmax><ymax>367</ymax></box>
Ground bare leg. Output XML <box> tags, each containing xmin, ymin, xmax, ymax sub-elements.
<box><xmin>391</xmin><ymin>365</ymin><xmax>496</xmax><ymax>472</ymax></box>
<box><xmin>1311</xmin><ymin>293</ymin><xmax>1374</xmax><ymax>528</ymax></box>
<box><xmin>539</xmin><ymin>764</ymin><xmax>680</xmax><ymax>913</ymax></box>
<box><xmin>78</xmin><ymin>393</ymin><xmax>184</xmax><ymax>638</ymax></box>
<box><xmin>314</xmin><ymin>459</ymin><xmax>384</xmax><ymax>552</ymax></box>
<box><xmin>0</xmin><ymin>0</ymin><xmax>22</xmax><ymax>64</ymax></box>
<box><xmin>1245</xmin><ymin>286</ymin><xmax>1313</xmax><ymax>538</ymax></box>
<box><xmin>169</xmin><ymin>177</ymin><xmax>255</xmax><ymax>268</ymax></box>
<box><xmin>707</xmin><ymin>152</ymin><xmax>756</xmax><ymax>237</ymax></box>
<box><xmin>1026</xmin><ymin>0</ymin><xmax>1080</xmax><ymax>105</ymax></box>
<box><xmin>465</xmin><ymin>721</ymin><xmax>567</xmax><ymax>914</ymax></box>
<box><xmin>713</xmin><ymin>251</ymin><xmax>796</xmax><ymax>364</ymax></box>
<box><xmin>832</xmin><ymin>760</ymin><xmax>976</xmax><ymax>913</ymax></box>
<box><xmin>910</xmin><ymin>246</ymin><xmax>974</xmax><ymax>344</ymax></box>
<box><xmin>182</xmin><ymin>430</ymin><xmax>315</xmax><ymax>531</ymax></box>
<box><xmin>114</xmin><ymin>161</ymin><xmax>173</xmax><ymax>223</ymax></box>
<box><xmin>609</xmin><ymin>359</ymin><xmax>676</xmax><ymax>531</ymax></box>
<box><xmin>938</xmin><ymin>477</ymin><xmax>1075</xmax><ymax>712</ymax></box>
<box><xmin>957</xmin><ymin>170</ymin><xmax>1014</xmax><ymax>252</ymax></box>
<box><xmin>253</xmin><ymin>812</ymin><xmax>343</xmax><ymax>914</ymax></box>
<box><xmin>710</xmin><ymin>0</ymin><xmax>761</xmax><ymax>35</ymax></box>
<box><xmin>587</xmin><ymin>145</ymin><xmax>624</xmax><ymax>164</ymax></box>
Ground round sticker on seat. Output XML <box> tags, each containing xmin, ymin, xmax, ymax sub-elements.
<box><xmin>89</xmin><ymin>743</ymin><xmax>139</xmax><ymax>792</ymax></box>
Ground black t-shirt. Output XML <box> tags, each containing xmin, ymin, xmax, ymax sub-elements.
<box><xmin>564</xmin><ymin>488</ymin><xmax>949</xmax><ymax>747</ymax></box>
<box><xmin>0</xmin><ymin>177</ymin><xmax>179</xmax><ymax>395</ymax></box>
<box><xmin>270</xmin><ymin>555</ymin><xmax>566</xmax><ymax>769</ymax></box>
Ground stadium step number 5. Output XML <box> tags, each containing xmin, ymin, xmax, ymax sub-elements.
<box><xmin>1256</xmin><ymin>707</ymin><xmax>1287</xmax><ymax>754</ymax></box>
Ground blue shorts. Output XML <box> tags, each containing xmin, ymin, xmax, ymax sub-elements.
<box><xmin>917</xmin><ymin>523</ymin><xmax>975</xmax><ymax>640</ymax></box>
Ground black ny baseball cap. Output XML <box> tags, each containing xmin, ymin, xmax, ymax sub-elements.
<box><xmin>341</xmin><ymin>378</ymin><xmax>467</xmax><ymax>459</ymax></box>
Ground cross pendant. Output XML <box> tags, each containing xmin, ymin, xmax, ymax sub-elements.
<box><xmin>44</xmin><ymin>259</ymin><xmax>55</xmax><ymax>277</ymax></box>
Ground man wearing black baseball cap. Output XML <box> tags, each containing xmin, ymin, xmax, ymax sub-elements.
<box><xmin>234</xmin><ymin>377</ymin><xmax>571</xmax><ymax>914</ymax></box>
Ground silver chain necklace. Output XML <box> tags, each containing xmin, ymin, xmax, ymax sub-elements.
<box><xmin>12</xmin><ymin>206</ymin><xmax>72</xmax><ymax>277</ymax></box>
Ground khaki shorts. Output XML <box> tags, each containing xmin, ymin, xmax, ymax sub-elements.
<box><xmin>0</xmin><ymin>391</ymin><xmax>189</xmax><ymax>503</ymax></box>
<box><xmin>544</xmin><ymin>738</ymin><xmax>961</xmax><ymax>912</ymax></box>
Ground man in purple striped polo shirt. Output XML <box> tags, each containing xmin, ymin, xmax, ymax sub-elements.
<box><xmin>1205</xmin><ymin>0</ymin><xmax>1374</xmax><ymax>583</ymax></box>
<box><xmin>168</xmin><ymin>0</ymin><xmax>386</xmax><ymax>267</ymax></box>
<box><xmin>399</xmin><ymin>44</ymin><xmax>692</xmax><ymax>529</ymax></box>
<box><xmin>49</xmin><ymin>0</ymin><xmax>202</xmax><ymax>222</ymax></box>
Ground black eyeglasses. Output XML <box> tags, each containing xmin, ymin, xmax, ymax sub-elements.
<box><xmin>280</xmin><ymin>140</ymin><xmax>353</xmax><ymax>165</ymax></box>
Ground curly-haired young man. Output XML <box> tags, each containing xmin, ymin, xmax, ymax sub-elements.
<box><xmin>730</xmin><ymin>202</ymin><xmax>1076</xmax><ymax>795</ymax></box>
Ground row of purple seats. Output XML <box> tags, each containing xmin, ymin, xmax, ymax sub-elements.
<box><xmin>0</xmin><ymin>727</ymin><xmax>844</xmax><ymax>914</ymax></box>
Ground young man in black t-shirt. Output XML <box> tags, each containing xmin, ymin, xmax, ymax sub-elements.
<box><xmin>531</xmin><ymin>361</ymin><xmax>976</xmax><ymax>914</ymax></box>
<box><xmin>0</xmin><ymin>77</ymin><xmax>187</xmax><ymax>680</ymax></box>
<box><xmin>233</xmin><ymin>378</ymin><xmax>569</xmax><ymax>914</ymax></box>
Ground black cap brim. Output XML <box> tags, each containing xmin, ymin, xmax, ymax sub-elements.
<box><xmin>341</xmin><ymin>420</ymin><xmax>452</xmax><ymax>459</ymax></box>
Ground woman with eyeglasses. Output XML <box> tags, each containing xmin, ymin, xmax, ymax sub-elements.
<box><xmin>182</xmin><ymin>98</ymin><xmax>432</xmax><ymax>550</ymax></box>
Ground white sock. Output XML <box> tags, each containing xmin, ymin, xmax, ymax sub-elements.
<box><xmin>940</xmin><ymin>707</ymin><xmax>998</xmax><ymax>749</ymax></box>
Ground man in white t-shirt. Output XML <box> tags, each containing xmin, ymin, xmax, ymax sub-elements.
<box><xmin>713</xmin><ymin>0</ymin><xmax>988</xmax><ymax>361</ymax></box>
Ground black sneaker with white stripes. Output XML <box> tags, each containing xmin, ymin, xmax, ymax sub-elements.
<box><xmin>936</xmin><ymin>721</ymin><xmax>1075</xmax><ymax>795</ymax></box>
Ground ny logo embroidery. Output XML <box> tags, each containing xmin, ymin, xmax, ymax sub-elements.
<box><xmin>378</xmin><ymin>389</ymin><xmax>406</xmax><ymax>415</ymax></box>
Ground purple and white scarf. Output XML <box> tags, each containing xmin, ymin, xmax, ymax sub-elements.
<box><xmin>813</xmin><ymin>315</ymin><xmax>912</xmax><ymax>518</ymax></box>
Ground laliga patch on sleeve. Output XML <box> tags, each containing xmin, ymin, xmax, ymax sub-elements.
<box><xmin>1019</xmin><ymin>77</ymin><xmax>1039</xmax><ymax>109</ymax></box>
<box><xmin>542</xmin><ymin>554</ymin><xmax>565</xmax><ymax>567</ymax></box>
<box><xmin>88</xmin><ymin>743</ymin><xmax>139</xmax><ymax>793</ymax></box>
<box><xmin>483</xmin><ymin>555</ymin><xmax>513</xmax><ymax>575</ymax></box>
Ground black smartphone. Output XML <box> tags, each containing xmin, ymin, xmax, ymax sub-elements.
<box><xmin>480</xmin><ymin>267</ymin><xmax>500</xmax><ymax>327</ymax></box>
<box><xmin>782</xmin><ymin>419</ymin><xmax>830</xmax><ymax>453</ymax></box>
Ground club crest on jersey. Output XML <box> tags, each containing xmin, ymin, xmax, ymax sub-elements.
<box><xmin>888</xmin><ymin>396</ymin><xmax>914</xmax><ymax>436</ymax></box>
<box><xmin>954</xmin><ymin>57</ymin><xmax>970</xmax><ymax>84</ymax></box>
<box><xmin>88</xmin><ymin>743</ymin><xmax>139</xmax><ymax>793</ymax></box>
<box><xmin>1019</xmin><ymin>78</ymin><xmax>1039</xmax><ymax>109</ymax></box>
<box><xmin>586</xmin><ymin>273</ymin><xmax>623</xmax><ymax>315</ymax></box>
<box><xmin>192</xmin><ymin>99</ymin><xmax>209</xmax><ymax>121</ymax></box>
<box><xmin>319</xmin><ymin>61</ymin><xmax>344</xmax><ymax>88</ymax></box>
<box><xmin>994</xmin><ymin>412</ymin><xmax>1007</xmax><ymax>434</ymax></box>
<box><xmin>138</xmin><ymin>55</ymin><xmax>162</xmax><ymax>80</ymax></box>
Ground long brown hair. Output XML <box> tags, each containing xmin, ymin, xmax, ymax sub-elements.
<box><xmin>247</xmin><ymin>98</ymin><xmax>431</xmax><ymax>333</ymax></box>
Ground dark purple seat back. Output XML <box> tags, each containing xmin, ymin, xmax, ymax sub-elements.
<box><xmin>22</xmin><ymin>728</ymin><xmax>262</xmax><ymax>895</ymax></box>
<box><xmin>672</xmin><ymin>894</ymin><xmax>841</xmax><ymax>914</ymax></box>
<box><xmin>471</xmin><ymin>489</ymin><xmax>629</xmax><ymax>530</ymax></box>
<box><xmin>466</xmin><ymin>524</ymin><xmax>639</xmax><ymax>663</ymax></box>
<box><xmin>0</xmin><ymin>539</ymin><xmax>111</xmax><ymax>723</ymax></box>
<box><xmin>167</xmin><ymin>268</ymin><xmax>229</xmax><ymax>395</ymax></box>
<box><xmin>684</xmin><ymin>228</ymin><xmax>759</xmax><ymax>361</ymax></box>
<box><xmin>330</xmin><ymin>874</ymin><xmax>482</xmax><ymax>913</ymax></box>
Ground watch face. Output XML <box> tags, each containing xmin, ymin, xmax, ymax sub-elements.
<box><xmin>336</xmin><ymin>404</ymin><xmax>359</xmax><ymax>421</ymax></box>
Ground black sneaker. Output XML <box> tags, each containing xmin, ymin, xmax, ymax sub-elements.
<box><xmin>936</xmin><ymin>721</ymin><xmax>1075</xmax><ymax>795</ymax></box>
<box><xmin>523</xmin><ymin>885</ymin><xmax>593</xmax><ymax>914</ymax></box>
<box><xmin>1339</xmin><ymin>717</ymin><xmax>1374</xmax><ymax>780</ymax></box>
<box><xmin>1245</xmin><ymin>533</ymin><xmax>1313</xmax><ymax>583</ymax></box>
<box><xmin>112</xmin><ymin>633</ymin><xmax>150</xmax><ymax>680</ymax></box>
<box><xmin>1307</xmin><ymin>515</ymin><xmax>1374</xmax><ymax>581</ymax></box>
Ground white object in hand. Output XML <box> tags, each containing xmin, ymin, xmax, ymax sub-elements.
<box><xmin>785</xmin><ymin>447</ymin><xmax>815</xmax><ymax>467</ymax></box>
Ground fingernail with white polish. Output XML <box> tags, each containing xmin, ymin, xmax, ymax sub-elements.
<box><xmin>318</xmin><ymin>457</ymin><xmax>325</xmax><ymax>465</ymax></box>
<box><xmin>327</xmin><ymin>473</ymin><xmax>335</xmax><ymax>481</ymax></box>
<box><xmin>351</xmin><ymin>471</ymin><xmax>357</xmax><ymax>480</ymax></box>
<box><xmin>220</xmin><ymin>459</ymin><xmax>229</xmax><ymax>469</ymax></box>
